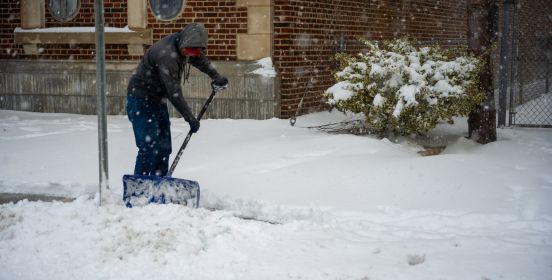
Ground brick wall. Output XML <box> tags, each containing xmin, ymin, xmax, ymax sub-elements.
<box><xmin>1</xmin><ymin>0</ymin><xmax>470</xmax><ymax>118</ymax></box>
<box><xmin>274</xmin><ymin>0</ymin><xmax>468</xmax><ymax>118</ymax></box>
<box><xmin>0</xmin><ymin>1</ymin><xmax>21</xmax><ymax>58</ymax></box>
<box><xmin>0</xmin><ymin>0</ymin><xmax>247</xmax><ymax>61</ymax></box>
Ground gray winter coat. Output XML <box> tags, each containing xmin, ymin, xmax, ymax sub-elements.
<box><xmin>127</xmin><ymin>23</ymin><xmax>220</xmax><ymax>121</ymax></box>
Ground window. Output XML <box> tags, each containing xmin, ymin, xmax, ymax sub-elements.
<box><xmin>149</xmin><ymin>0</ymin><xmax>186</xmax><ymax>21</ymax></box>
<box><xmin>48</xmin><ymin>0</ymin><xmax>80</xmax><ymax>22</ymax></box>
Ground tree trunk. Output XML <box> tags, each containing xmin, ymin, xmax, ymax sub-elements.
<box><xmin>467</xmin><ymin>0</ymin><xmax>497</xmax><ymax>144</ymax></box>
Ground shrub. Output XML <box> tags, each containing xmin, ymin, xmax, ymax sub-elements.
<box><xmin>325</xmin><ymin>38</ymin><xmax>485</xmax><ymax>136</ymax></box>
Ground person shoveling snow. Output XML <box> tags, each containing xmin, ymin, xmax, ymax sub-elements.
<box><xmin>124</xmin><ymin>23</ymin><xmax>228</xmax><ymax>208</ymax></box>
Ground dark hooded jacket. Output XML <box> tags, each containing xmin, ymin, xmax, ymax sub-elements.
<box><xmin>127</xmin><ymin>23</ymin><xmax>220</xmax><ymax>121</ymax></box>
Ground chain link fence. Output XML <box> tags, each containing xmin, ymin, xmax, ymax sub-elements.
<box><xmin>321</xmin><ymin>1</ymin><xmax>552</xmax><ymax>128</ymax></box>
<box><xmin>499</xmin><ymin>0</ymin><xmax>552</xmax><ymax>128</ymax></box>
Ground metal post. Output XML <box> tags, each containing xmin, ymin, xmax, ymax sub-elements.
<box><xmin>544</xmin><ymin>42</ymin><xmax>552</xmax><ymax>94</ymax></box>
<box><xmin>95</xmin><ymin>0</ymin><xmax>109</xmax><ymax>205</ymax></box>
<box><xmin>547</xmin><ymin>59</ymin><xmax>550</xmax><ymax>94</ymax></box>
<box><xmin>498</xmin><ymin>0</ymin><xmax>514</xmax><ymax>127</ymax></box>
<box><xmin>508</xmin><ymin>0</ymin><xmax>519</xmax><ymax>126</ymax></box>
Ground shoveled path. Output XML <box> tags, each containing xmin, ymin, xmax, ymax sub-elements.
<box><xmin>0</xmin><ymin>193</ymin><xmax>75</xmax><ymax>204</ymax></box>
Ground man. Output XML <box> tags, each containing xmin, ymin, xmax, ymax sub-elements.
<box><xmin>126</xmin><ymin>23</ymin><xmax>228</xmax><ymax>176</ymax></box>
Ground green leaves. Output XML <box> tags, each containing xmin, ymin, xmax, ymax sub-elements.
<box><xmin>326</xmin><ymin>38</ymin><xmax>484</xmax><ymax>136</ymax></box>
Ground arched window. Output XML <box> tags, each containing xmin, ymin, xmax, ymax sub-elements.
<box><xmin>47</xmin><ymin>0</ymin><xmax>80</xmax><ymax>22</ymax></box>
<box><xmin>149</xmin><ymin>0</ymin><xmax>186</xmax><ymax>21</ymax></box>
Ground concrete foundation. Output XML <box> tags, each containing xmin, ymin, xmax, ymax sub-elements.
<box><xmin>0</xmin><ymin>60</ymin><xmax>279</xmax><ymax>119</ymax></box>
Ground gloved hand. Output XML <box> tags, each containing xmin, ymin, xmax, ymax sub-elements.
<box><xmin>188</xmin><ymin>117</ymin><xmax>200</xmax><ymax>133</ymax></box>
<box><xmin>213</xmin><ymin>75</ymin><xmax>229</xmax><ymax>89</ymax></box>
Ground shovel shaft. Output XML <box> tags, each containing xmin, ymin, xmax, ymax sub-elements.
<box><xmin>167</xmin><ymin>87</ymin><xmax>218</xmax><ymax>177</ymax></box>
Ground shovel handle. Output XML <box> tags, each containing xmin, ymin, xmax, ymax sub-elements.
<box><xmin>167</xmin><ymin>83</ymin><xmax>223</xmax><ymax>176</ymax></box>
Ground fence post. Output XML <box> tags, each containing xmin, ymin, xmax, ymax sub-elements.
<box><xmin>546</xmin><ymin>41</ymin><xmax>551</xmax><ymax>93</ymax></box>
<box><xmin>508</xmin><ymin>0</ymin><xmax>519</xmax><ymax>126</ymax></box>
<box><xmin>498</xmin><ymin>0</ymin><xmax>514</xmax><ymax>127</ymax></box>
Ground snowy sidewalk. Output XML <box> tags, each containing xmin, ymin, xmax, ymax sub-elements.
<box><xmin>1</xmin><ymin>196</ymin><xmax>550</xmax><ymax>280</ymax></box>
<box><xmin>1</xmin><ymin>110</ymin><xmax>551</xmax><ymax>280</ymax></box>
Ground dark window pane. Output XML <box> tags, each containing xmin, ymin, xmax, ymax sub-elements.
<box><xmin>150</xmin><ymin>0</ymin><xmax>185</xmax><ymax>21</ymax></box>
<box><xmin>48</xmin><ymin>0</ymin><xmax>80</xmax><ymax>22</ymax></box>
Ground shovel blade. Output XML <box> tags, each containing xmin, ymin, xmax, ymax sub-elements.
<box><xmin>122</xmin><ymin>175</ymin><xmax>200</xmax><ymax>208</ymax></box>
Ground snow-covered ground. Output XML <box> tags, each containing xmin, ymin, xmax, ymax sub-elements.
<box><xmin>515</xmin><ymin>93</ymin><xmax>552</xmax><ymax>126</ymax></box>
<box><xmin>1</xmin><ymin>109</ymin><xmax>551</xmax><ymax>280</ymax></box>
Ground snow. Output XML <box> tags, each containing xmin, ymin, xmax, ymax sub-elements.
<box><xmin>393</xmin><ymin>85</ymin><xmax>420</xmax><ymax>116</ymax></box>
<box><xmin>249</xmin><ymin>57</ymin><xmax>277</xmax><ymax>78</ymax></box>
<box><xmin>399</xmin><ymin>85</ymin><xmax>419</xmax><ymax>106</ymax></box>
<box><xmin>515</xmin><ymin>94</ymin><xmax>552</xmax><ymax>125</ymax></box>
<box><xmin>433</xmin><ymin>79</ymin><xmax>461</xmax><ymax>96</ymax></box>
<box><xmin>325</xmin><ymin>81</ymin><xmax>356</xmax><ymax>104</ymax></box>
<box><xmin>1</xmin><ymin>109</ymin><xmax>552</xmax><ymax>280</ymax></box>
<box><xmin>337</xmin><ymin>63</ymin><xmax>369</xmax><ymax>80</ymax></box>
<box><xmin>14</xmin><ymin>26</ymin><xmax>135</xmax><ymax>33</ymax></box>
<box><xmin>351</xmin><ymin>62</ymin><xmax>369</xmax><ymax>73</ymax></box>
<box><xmin>373</xmin><ymin>93</ymin><xmax>386</xmax><ymax>107</ymax></box>
<box><xmin>370</xmin><ymin>63</ymin><xmax>383</xmax><ymax>76</ymax></box>
<box><xmin>326</xmin><ymin>42</ymin><xmax>480</xmax><ymax>119</ymax></box>
<box><xmin>388</xmin><ymin>72</ymin><xmax>403</xmax><ymax>88</ymax></box>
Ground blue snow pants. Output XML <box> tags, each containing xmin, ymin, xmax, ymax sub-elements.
<box><xmin>126</xmin><ymin>93</ymin><xmax>172</xmax><ymax>176</ymax></box>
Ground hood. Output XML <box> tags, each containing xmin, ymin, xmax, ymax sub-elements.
<box><xmin>178</xmin><ymin>23</ymin><xmax>208</xmax><ymax>49</ymax></box>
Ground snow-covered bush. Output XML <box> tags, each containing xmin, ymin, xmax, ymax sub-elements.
<box><xmin>325</xmin><ymin>38</ymin><xmax>484</xmax><ymax>136</ymax></box>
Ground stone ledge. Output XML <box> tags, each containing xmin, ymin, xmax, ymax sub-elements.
<box><xmin>14</xmin><ymin>28</ymin><xmax>153</xmax><ymax>45</ymax></box>
<box><xmin>14</xmin><ymin>27</ymin><xmax>152</xmax><ymax>55</ymax></box>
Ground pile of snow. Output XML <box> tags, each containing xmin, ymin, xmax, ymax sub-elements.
<box><xmin>1</xmin><ymin>110</ymin><xmax>551</xmax><ymax>279</ymax></box>
<box><xmin>250</xmin><ymin>57</ymin><xmax>277</xmax><ymax>78</ymax></box>
<box><xmin>325</xmin><ymin>81</ymin><xmax>357</xmax><ymax>104</ymax></box>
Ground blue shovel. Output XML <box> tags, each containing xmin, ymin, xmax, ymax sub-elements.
<box><xmin>123</xmin><ymin>83</ymin><xmax>226</xmax><ymax>208</ymax></box>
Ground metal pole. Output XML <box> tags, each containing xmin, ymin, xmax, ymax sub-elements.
<box><xmin>508</xmin><ymin>0</ymin><xmax>519</xmax><ymax>126</ymax></box>
<box><xmin>547</xmin><ymin>57</ymin><xmax>550</xmax><ymax>93</ymax></box>
<box><xmin>546</xmin><ymin>42</ymin><xmax>551</xmax><ymax>93</ymax></box>
<box><xmin>95</xmin><ymin>0</ymin><xmax>109</xmax><ymax>205</ymax></box>
<box><xmin>498</xmin><ymin>0</ymin><xmax>514</xmax><ymax>127</ymax></box>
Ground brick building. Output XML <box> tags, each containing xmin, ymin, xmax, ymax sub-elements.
<box><xmin>0</xmin><ymin>0</ymin><xmax>468</xmax><ymax>119</ymax></box>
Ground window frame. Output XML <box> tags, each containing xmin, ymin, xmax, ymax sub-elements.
<box><xmin>149</xmin><ymin>0</ymin><xmax>186</xmax><ymax>21</ymax></box>
<box><xmin>47</xmin><ymin>0</ymin><xmax>81</xmax><ymax>22</ymax></box>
